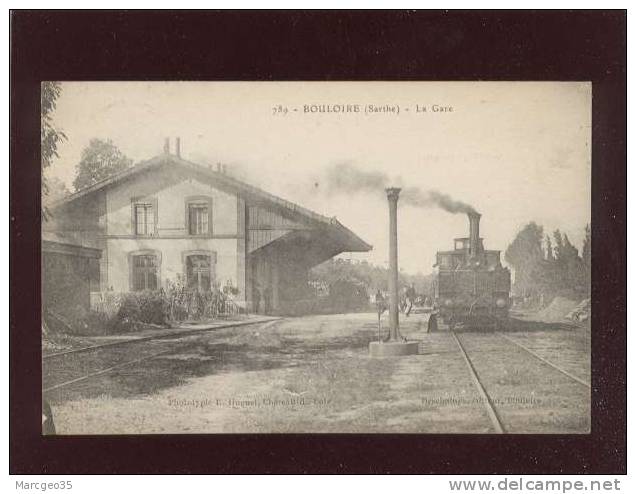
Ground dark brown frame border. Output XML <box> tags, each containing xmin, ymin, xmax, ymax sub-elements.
<box><xmin>10</xmin><ymin>10</ymin><xmax>626</xmax><ymax>474</ymax></box>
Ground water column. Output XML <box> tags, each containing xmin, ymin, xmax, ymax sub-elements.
<box><xmin>368</xmin><ymin>187</ymin><xmax>419</xmax><ymax>357</ymax></box>
<box><xmin>386</xmin><ymin>187</ymin><xmax>401</xmax><ymax>341</ymax></box>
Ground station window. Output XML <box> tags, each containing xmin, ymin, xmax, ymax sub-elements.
<box><xmin>186</xmin><ymin>254</ymin><xmax>214</xmax><ymax>292</ymax></box>
<box><xmin>186</xmin><ymin>196</ymin><xmax>213</xmax><ymax>236</ymax></box>
<box><xmin>188</xmin><ymin>204</ymin><xmax>209</xmax><ymax>235</ymax></box>
<box><xmin>131</xmin><ymin>254</ymin><xmax>158</xmax><ymax>291</ymax></box>
<box><xmin>134</xmin><ymin>203</ymin><xmax>154</xmax><ymax>235</ymax></box>
<box><xmin>131</xmin><ymin>197</ymin><xmax>158</xmax><ymax>236</ymax></box>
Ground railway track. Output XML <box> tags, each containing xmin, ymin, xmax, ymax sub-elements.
<box><xmin>451</xmin><ymin>330</ymin><xmax>590</xmax><ymax>434</ymax></box>
<box><xmin>496</xmin><ymin>332</ymin><xmax>591</xmax><ymax>388</ymax></box>
<box><xmin>451</xmin><ymin>332</ymin><xmax>505</xmax><ymax>433</ymax></box>
<box><xmin>43</xmin><ymin>317</ymin><xmax>281</xmax><ymax>360</ymax></box>
<box><xmin>43</xmin><ymin>319</ymin><xmax>282</xmax><ymax>394</ymax></box>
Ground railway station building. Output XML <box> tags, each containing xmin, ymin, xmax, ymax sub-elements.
<box><xmin>43</xmin><ymin>142</ymin><xmax>371</xmax><ymax>314</ymax></box>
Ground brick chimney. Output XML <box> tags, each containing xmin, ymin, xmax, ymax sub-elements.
<box><xmin>175</xmin><ymin>137</ymin><xmax>181</xmax><ymax>158</ymax></box>
<box><xmin>163</xmin><ymin>137</ymin><xmax>170</xmax><ymax>154</ymax></box>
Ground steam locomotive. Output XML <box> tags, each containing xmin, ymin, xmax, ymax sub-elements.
<box><xmin>433</xmin><ymin>212</ymin><xmax>511</xmax><ymax>330</ymax></box>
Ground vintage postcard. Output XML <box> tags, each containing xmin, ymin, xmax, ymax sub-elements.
<box><xmin>41</xmin><ymin>81</ymin><xmax>591</xmax><ymax>434</ymax></box>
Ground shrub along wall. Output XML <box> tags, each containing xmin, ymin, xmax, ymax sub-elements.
<box><xmin>46</xmin><ymin>283</ymin><xmax>241</xmax><ymax>336</ymax></box>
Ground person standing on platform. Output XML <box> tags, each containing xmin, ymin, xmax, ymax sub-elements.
<box><xmin>405</xmin><ymin>284</ymin><xmax>416</xmax><ymax>317</ymax></box>
<box><xmin>375</xmin><ymin>289</ymin><xmax>388</xmax><ymax>341</ymax></box>
<box><xmin>253</xmin><ymin>285</ymin><xmax>261</xmax><ymax>314</ymax></box>
<box><xmin>263</xmin><ymin>285</ymin><xmax>272</xmax><ymax>314</ymax></box>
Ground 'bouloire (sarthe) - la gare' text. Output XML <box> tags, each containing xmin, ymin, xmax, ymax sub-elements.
<box><xmin>303</xmin><ymin>103</ymin><xmax>453</xmax><ymax>113</ymax></box>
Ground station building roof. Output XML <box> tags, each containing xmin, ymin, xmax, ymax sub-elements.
<box><xmin>52</xmin><ymin>152</ymin><xmax>372</xmax><ymax>255</ymax></box>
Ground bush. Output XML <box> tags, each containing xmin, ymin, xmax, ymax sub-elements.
<box><xmin>163</xmin><ymin>278</ymin><xmax>239</xmax><ymax>322</ymax></box>
<box><xmin>44</xmin><ymin>307</ymin><xmax>117</xmax><ymax>336</ymax></box>
<box><xmin>134</xmin><ymin>291</ymin><xmax>166</xmax><ymax>325</ymax></box>
<box><xmin>116</xmin><ymin>293</ymin><xmax>141</xmax><ymax>322</ymax></box>
<box><xmin>115</xmin><ymin>291</ymin><xmax>167</xmax><ymax>327</ymax></box>
<box><xmin>47</xmin><ymin>279</ymin><xmax>243</xmax><ymax>336</ymax></box>
<box><xmin>90</xmin><ymin>292</ymin><xmax>123</xmax><ymax>317</ymax></box>
<box><xmin>45</xmin><ymin>291</ymin><xmax>170</xmax><ymax>336</ymax></box>
<box><xmin>79</xmin><ymin>310</ymin><xmax>117</xmax><ymax>335</ymax></box>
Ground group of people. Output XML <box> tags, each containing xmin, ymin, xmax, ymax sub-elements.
<box><xmin>252</xmin><ymin>284</ymin><xmax>273</xmax><ymax>314</ymax></box>
<box><xmin>374</xmin><ymin>284</ymin><xmax>438</xmax><ymax>335</ymax></box>
<box><xmin>374</xmin><ymin>284</ymin><xmax>418</xmax><ymax>318</ymax></box>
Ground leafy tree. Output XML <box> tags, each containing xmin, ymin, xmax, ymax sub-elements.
<box><xmin>42</xmin><ymin>175</ymin><xmax>70</xmax><ymax>207</ymax></box>
<box><xmin>310</xmin><ymin>258</ymin><xmax>435</xmax><ymax>296</ymax></box>
<box><xmin>41</xmin><ymin>81</ymin><xmax>67</xmax><ymax>219</ymax></box>
<box><xmin>582</xmin><ymin>224</ymin><xmax>591</xmax><ymax>269</ymax></box>
<box><xmin>73</xmin><ymin>138</ymin><xmax>132</xmax><ymax>191</ymax></box>
<box><xmin>553</xmin><ymin>229</ymin><xmax>564</xmax><ymax>261</ymax></box>
<box><xmin>561</xmin><ymin>233</ymin><xmax>585</xmax><ymax>291</ymax></box>
<box><xmin>545</xmin><ymin>236</ymin><xmax>554</xmax><ymax>261</ymax></box>
<box><xmin>581</xmin><ymin>224</ymin><xmax>591</xmax><ymax>295</ymax></box>
<box><xmin>561</xmin><ymin>234</ymin><xmax>579</xmax><ymax>260</ymax></box>
<box><xmin>505</xmin><ymin>223</ymin><xmax>590</xmax><ymax>305</ymax></box>
<box><xmin>504</xmin><ymin>222</ymin><xmax>545</xmax><ymax>298</ymax></box>
<box><xmin>550</xmin><ymin>230</ymin><xmax>583</xmax><ymax>291</ymax></box>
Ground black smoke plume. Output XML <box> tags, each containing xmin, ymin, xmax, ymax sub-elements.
<box><xmin>325</xmin><ymin>163</ymin><xmax>478</xmax><ymax>215</ymax></box>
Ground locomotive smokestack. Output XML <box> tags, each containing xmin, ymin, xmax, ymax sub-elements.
<box><xmin>386</xmin><ymin>187</ymin><xmax>401</xmax><ymax>340</ymax></box>
<box><xmin>468</xmin><ymin>212</ymin><xmax>481</xmax><ymax>257</ymax></box>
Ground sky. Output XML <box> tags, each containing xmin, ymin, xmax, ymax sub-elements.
<box><xmin>46</xmin><ymin>81</ymin><xmax>591</xmax><ymax>274</ymax></box>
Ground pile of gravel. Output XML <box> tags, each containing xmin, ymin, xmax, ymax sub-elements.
<box><xmin>565</xmin><ymin>298</ymin><xmax>591</xmax><ymax>323</ymax></box>
<box><xmin>535</xmin><ymin>297</ymin><xmax>581</xmax><ymax>323</ymax></box>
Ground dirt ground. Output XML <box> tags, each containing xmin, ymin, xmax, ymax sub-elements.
<box><xmin>47</xmin><ymin>311</ymin><xmax>590</xmax><ymax>434</ymax></box>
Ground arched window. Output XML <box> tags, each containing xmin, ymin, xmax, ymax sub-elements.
<box><xmin>182</xmin><ymin>251</ymin><xmax>217</xmax><ymax>292</ymax></box>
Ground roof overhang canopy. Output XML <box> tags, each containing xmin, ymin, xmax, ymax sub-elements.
<box><xmin>250</xmin><ymin>228</ymin><xmax>365</xmax><ymax>268</ymax></box>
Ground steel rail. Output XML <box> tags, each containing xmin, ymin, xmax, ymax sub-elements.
<box><xmin>43</xmin><ymin>319</ymin><xmax>284</xmax><ymax>393</ymax></box>
<box><xmin>43</xmin><ymin>349</ymin><xmax>173</xmax><ymax>393</ymax></box>
<box><xmin>496</xmin><ymin>332</ymin><xmax>590</xmax><ymax>388</ymax></box>
<box><xmin>451</xmin><ymin>331</ymin><xmax>505</xmax><ymax>434</ymax></box>
<box><xmin>43</xmin><ymin>317</ymin><xmax>282</xmax><ymax>360</ymax></box>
